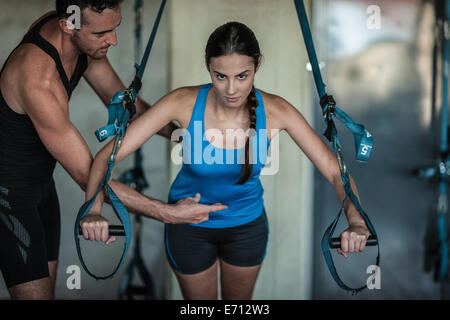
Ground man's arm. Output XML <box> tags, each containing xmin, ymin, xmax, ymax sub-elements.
<box><xmin>19</xmin><ymin>60</ymin><xmax>211</xmax><ymax>224</ymax></box>
<box><xmin>83</xmin><ymin>56</ymin><xmax>178</xmax><ymax>139</ymax></box>
<box><xmin>20</xmin><ymin>72</ymin><xmax>93</xmax><ymax>191</ymax></box>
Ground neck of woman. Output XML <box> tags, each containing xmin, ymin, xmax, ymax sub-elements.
<box><xmin>212</xmin><ymin>94</ymin><xmax>249</xmax><ymax>123</ymax></box>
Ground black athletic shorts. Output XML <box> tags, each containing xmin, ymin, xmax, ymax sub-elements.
<box><xmin>165</xmin><ymin>210</ymin><xmax>269</xmax><ymax>275</ymax></box>
<box><xmin>0</xmin><ymin>179</ymin><xmax>61</xmax><ymax>288</ymax></box>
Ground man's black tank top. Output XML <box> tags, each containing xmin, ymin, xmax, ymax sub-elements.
<box><xmin>0</xmin><ymin>14</ymin><xmax>88</xmax><ymax>187</ymax></box>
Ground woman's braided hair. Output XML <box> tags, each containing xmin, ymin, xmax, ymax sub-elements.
<box><xmin>205</xmin><ymin>22</ymin><xmax>261</xmax><ymax>185</ymax></box>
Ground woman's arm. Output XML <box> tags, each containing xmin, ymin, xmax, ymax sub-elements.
<box><xmin>267</xmin><ymin>94</ymin><xmax>370</xmax><ymax>258</ymax></box>
<box><xmin>81</xmin><ymin>87</ymin><xmax>228</xmax><ymax>243</ymax></box>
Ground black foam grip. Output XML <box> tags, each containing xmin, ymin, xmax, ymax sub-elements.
<box><xmin>330</xmin><ymin>235</ymin><xmax>378</xmax><ymax>249</ymax></box>
<box><xmin>79</xmin><ymin>225</ymin><xmax>125</xmax><ymax>237</ymax></box>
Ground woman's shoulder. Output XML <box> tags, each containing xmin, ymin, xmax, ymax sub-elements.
<box><xmin>168</xmin><ymin>85</ymin><xmax>204</xmax><ymax>103</ymax></box>
<box><xmin>164</xmin><ymin>85</ymin><xmax>205</xmax><ymax>128</ymax></box>
<box><xmin>256</xmin><ymin>89</ymin><xmax>300</xmax><ymax>131</ymax></box>
<box><xmin>257</xmin><ymin>89</ymin><xmax>294</xmax><ymax>115</ymax></box>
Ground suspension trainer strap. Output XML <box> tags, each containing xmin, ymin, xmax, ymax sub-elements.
<box><xmin>75</xmin><ymin>0</ymin><xmax>167</xmax><ymax>280</ymax></box>
<box><xmin>118</xmin><ymin>1</ymin><xmax>155</xmax><ymax>299</ymax></box>
<box><xmin>293</xmin><ymin>0</ymin><xmax>380</xmax><ymax>295</ymax></box>
<box><xmin>95</xmin><ymin>0</ymin><xmax>167</xmax><ymax>143</ymax></box>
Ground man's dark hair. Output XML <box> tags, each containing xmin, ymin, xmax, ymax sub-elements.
<box><xmin>56</xmin><ymin>0</ymin><xmax>122</xmax><ymax>19</ymax></box>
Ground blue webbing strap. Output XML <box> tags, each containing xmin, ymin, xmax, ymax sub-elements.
<box><xmin>135</xmin><ymin>0</ymin><xmax>166</xmax><ymax>81</ymax></box>
<box><xmin>75</xmin><ymin>116</ymin><xmax>133</xmax><ymax>280</ymax></box>
<box><xmin>95</xmin><ymin>0</ymin><xmax>167</xmax><ymax>143</ymax></box>
<box><xmin>293</xmin><ymin>0</ymin><xmax>379</xmax><ymax>294</ymax></box>
<box><xmin>118</xmin><ymin>1</ymin><xmax>155</xmax><ymax>300</ymax></box>
<box><xmin>95</xmin><ymin>90</ymin><xmax>137</xmax><ymax>142</ymax></box>
<box><xmin>75</xmin><ymin>0</ymin><xmax>167</xmax><ymax>280</ymax></box>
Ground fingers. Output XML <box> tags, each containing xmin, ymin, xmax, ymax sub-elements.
<box><xmin>101</xmin><ymin>221</ymin><xmax>110</xmax><ymax>243</ymax></box>
<box><xmin>178</xmin><ymin>193</ymin><xmax>201</xmax><ymax>204</ymax></box>
<box><xmin>195</xmin><ymin>203</ymin><xmax>228</xmax><ymax>223</ymax></box>
<box><xmin>172</xmin><ymin>195</ymin><xmax>228</xmax><ymax>224</ymax></box>
<box><xmin>208</xmin><ymin>203</ymin><xmax>228</xmax><ymax>213</ymax></box>
<box><xmin>337</xmin><ymin>248</ymin><xmax>348</xmax><ymax>258</ymax></box>
<box><xmin>80</xmin><ymin>218</ymin><xmax>116</xmax><ymax>245</ymax></box>
<box><xmin>106</xmin><ymin>236</ymin><xmax>117</xmax><ymax>245</ymax></box>
<box><xmin>359</xmin><ymin>238</ymin><xmax>367</xmax><ymax>251</ymax></box>
<box><xmin>338</xmin><ymin>231</ymin><xmax>368</xmax><ymax>257</ymax></box>
<box><xmin>183</xmin><ymin>203</ymin><xmax>228</xmax><ymax>224</ymax></box>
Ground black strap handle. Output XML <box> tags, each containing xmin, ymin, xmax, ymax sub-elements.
<box><xmin>78</xmin><ymin>225</ymin><xmax>126</xmax><ymax>237</ymax></box>
<box><xmin>330</xmin><ymin>235</ymin><xmax>378</xmax><ymax>249</ymax></box>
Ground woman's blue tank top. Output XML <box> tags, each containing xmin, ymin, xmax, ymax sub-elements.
<box><xmin>168</xmin><ymin>84</ymin><xmax>270</xmax><ymax>228</ymax></box>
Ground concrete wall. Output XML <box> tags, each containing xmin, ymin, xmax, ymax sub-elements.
<box><xmin>167</xmin><ymin>0</ymin><xmax>314</xmax><ymax>300</ymax></box>
<box><xmin>312</xmin><ymin>0</ymin><xmax>443</xmax><ymax>299</ymax></box>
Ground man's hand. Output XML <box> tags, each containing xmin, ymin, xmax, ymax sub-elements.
<box><xmin>163</xmin><ymin>193</ymin><xmax>228</xmax><ymax>225</ymax></box>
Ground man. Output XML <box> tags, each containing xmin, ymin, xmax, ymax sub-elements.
<box><xmin>0</xmin><ymin>0</ymin><xmax>225</xmax><ymax>300</ymax></box>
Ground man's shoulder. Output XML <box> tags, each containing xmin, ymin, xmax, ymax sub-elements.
<box><xmin>12</xmin><ymin>45</ymin><xmax>59</xmax><ymax>86</ymax></box>
<box><xmin>2</xmin><ymin>45</ymin><xmax>67</xmax><ymax>110</ymax></box>
<box><xmin>20</xmin><ymin>10</ymin><xmax>61</xmax><ymax>82</ymax></box>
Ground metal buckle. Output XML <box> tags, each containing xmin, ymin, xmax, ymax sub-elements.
<box><xmin>321</xmin><ymin>95</ymin><xmax>336</xmax><ymax>119</ymax></box>
<box><xmin>110</xmin><ymin>136</ymin><xmax>123</xmax><ymax>163</ymax></box>
<box><xmin>324</xmin><ymin>105</ymin><xmax>336</xmax><ymax>119</ymax></box>
<box><xmin>124</xmin><ymin>88</ymin><xmax>135</xmax><ymax>102</ymax></box>
<box><xmin>123</xmin><ymin>89</ymin><xmax>137</xmax><ymax>117</ymax></box>
<box><xmin>336</xmin><ymin>148</ymin><xmax>348</xmax><ymax>177</ymax></box>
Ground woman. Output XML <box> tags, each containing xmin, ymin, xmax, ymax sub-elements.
<box><xmin>81</xmin><ymin>22</ymin><xmax>371</xmax><ymax>300</ymax></box>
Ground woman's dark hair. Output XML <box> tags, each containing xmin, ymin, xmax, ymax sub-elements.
<box><xmin>205</xmin><ymin>22</ymin><xmax>261</xmax><ymax>185</ymax></box>
<box><xmin>56</xmin><ymin>0</ymin><xmax>122</xmax><ymax>21</ymax></box>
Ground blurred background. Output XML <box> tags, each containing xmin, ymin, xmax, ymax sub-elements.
<box><xmin>0</xmin><ymin>0</ymin><xmax>445</xmax><ymax>299</ymax></box>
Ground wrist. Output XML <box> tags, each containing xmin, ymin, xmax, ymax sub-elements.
<box><xmin>347</xmin><ymin>217</ymin><xmax>367</xmax><ymax>228</ymax></box>
<box><xmin>160</xmin><ymin>204</ymin><xmax>174</xmax><ymax>224</ymax></box>
<box><xmin>88</xmin><ymin>209</ymin><xmax>102</xmax><ymax>216</ymax></box>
